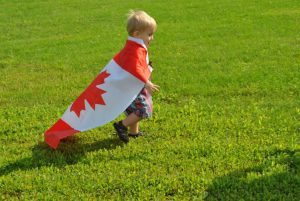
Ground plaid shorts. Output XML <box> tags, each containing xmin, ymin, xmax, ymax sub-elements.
<box><xmin>125</xmin><ymin>88</ymin><xmax>153</xmax><ymax>119</ymax></box>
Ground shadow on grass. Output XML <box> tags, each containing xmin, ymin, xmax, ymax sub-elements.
<box><xmin>0</xmin><ymin>135</ymin><xmax>123</xmax><ymax>176</ymax></box>
<box><xmin>206</xmin><ymin>149</ymin><xmax>300</xmax><ymax>201</ymax></box>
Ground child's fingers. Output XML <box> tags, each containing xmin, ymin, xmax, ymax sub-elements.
<box><xmin>152</xmin><ymin>84</ymin><xmax>159</xmax><ymax>88</ymax></box>
<box><xmin>152</xmin><ymin>85</ymin><xmax>160</xmax><ymax>92</ymax></box>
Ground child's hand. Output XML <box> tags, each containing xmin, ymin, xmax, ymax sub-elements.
<box><xmin>145</xmin><ymin>81</ymin><xmax>160</xmax><ymax>94</ymax></box>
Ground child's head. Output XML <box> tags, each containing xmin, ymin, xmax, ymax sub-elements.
<box><xmin>127</xmin><ymin>10</ymin><xmax>157</xmax><ymax>47</ymax></box>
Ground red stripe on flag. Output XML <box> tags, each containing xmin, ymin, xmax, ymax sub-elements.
<box><xmin>113</xmin><ymin>40</ymin><xmax>150</xmax><ymax>83</ymax></box>
<box><xmin>44</xmin><ymin>119</ymin><xmax>79</xmax><ymax>149</ymax></box>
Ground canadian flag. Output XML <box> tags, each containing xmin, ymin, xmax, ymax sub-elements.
<box><xmin>45</xmin><ymin>37</ymin><xmax>152</xmax><ymax>149</ymax></box>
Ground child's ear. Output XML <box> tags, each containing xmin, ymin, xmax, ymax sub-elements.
<box><xmin>132</xmin><ymin>31</ymin><xmax>139</xmax><ymax>37</ymax></box>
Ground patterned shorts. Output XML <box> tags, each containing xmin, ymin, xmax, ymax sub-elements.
<box><xmin>125</xmin><ymin>88</ymin><xmax>153</xmax><ymax>119</ymax></box>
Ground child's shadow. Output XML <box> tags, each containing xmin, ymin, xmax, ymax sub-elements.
<box><xmin>0</xmin><ymin>136</ymin><xmax>123</xmax><ymax>176</ymax></box>
<box><xmin>205</xmin><ymin>148</ymin><xmax>300</xmax><ymax>200</ymax></box>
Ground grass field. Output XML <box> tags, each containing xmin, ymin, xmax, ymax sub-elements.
<box><xmin>0</xmin><ymin>0</ymin><xmax>299</xmax><ymax>200</ymax></box>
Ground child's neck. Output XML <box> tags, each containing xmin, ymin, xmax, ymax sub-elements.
<box><xmin>128</xmin><ymin>36</ymin><xmax>147</xmax><ymax>49</ymax></box>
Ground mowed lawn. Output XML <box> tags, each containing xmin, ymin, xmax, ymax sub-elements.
<box><xmin>0</xmin><ymin>0</ymin><xmax>299</xmax><ymax>200</ymax></box>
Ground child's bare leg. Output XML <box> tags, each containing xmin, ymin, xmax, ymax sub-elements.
<box><xmin>128</xmin><ymin>122</ymin><xmax>139</xmax><ymax>134</ymax></box>
<box><xmin>122</xmin><ymin>113</ymin><xmax>140</xmax><ymax>129</ymax></box>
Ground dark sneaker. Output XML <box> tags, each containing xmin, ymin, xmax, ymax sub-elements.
<box><xmin>113</xmin><ymin>121</ymin><xmax>129</xmax><ymax>143</ymax></box>
<box><xmin>128</xmin><ymin>132</ymin><xmax>144</xmax><ymax>138</ymax></box>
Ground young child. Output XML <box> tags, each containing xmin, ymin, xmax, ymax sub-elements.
<box><xmin>44</xmin><ymin>10</ymin><xmax>159</xmax><ymax>149</ymax></box>
<box><xmin>113</xmin><ymin>10</ymin><xmax>159</xmax><ymax>143</ymax></box>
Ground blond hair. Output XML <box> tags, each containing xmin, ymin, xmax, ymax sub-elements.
<box><xmin>127</xmin><ymin>10</ymin><xmax>157</xmax><ymax>36</ymax></box>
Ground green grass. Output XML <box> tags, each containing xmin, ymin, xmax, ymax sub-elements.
<box><xmin>1</xmin><ymin>0</ymin><xmax>299</xmax><ymax>200</ymax></box>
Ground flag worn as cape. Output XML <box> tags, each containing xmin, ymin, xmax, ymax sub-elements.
<box><xmin>44</xmin><ymin>37</ymin><xmax>152</xmax><ymax>149</ymax></box>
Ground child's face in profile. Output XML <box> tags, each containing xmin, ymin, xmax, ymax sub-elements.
<box><xmin>134</xmin><ymin>28</ymin><xmax>154</xmax><ymax>48</ymax></box>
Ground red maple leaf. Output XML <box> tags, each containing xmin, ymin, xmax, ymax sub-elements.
<box><xmin>70</xmin><ymin>70</ymin><xmax>110</xmax><ymax>117</ymax></box>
